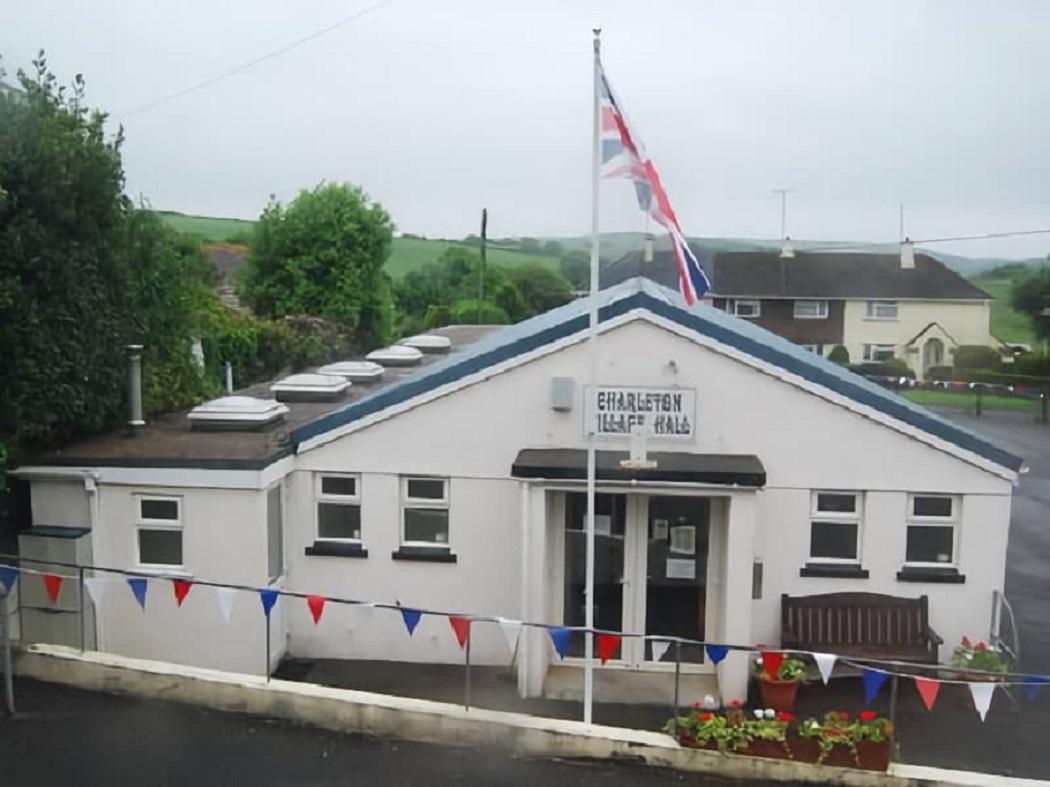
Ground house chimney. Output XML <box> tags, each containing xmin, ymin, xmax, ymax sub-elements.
<box><xmin>779</xmin><ymin>236</ymin><xmax>795</xmax><ymax>259</ymax></box>
<box><xmin>127</xmin><ymin>344</ymin><xmax>145</xmax><ymax>430</ymax></box>
<box><xmin>900</xmin><ymin>238</ymin><xmax>915</xmax><ymax>269</ymax></box>
<box><xmin>643</xmin><ymin>233</ymin><xmax>654</xmax><ymax>264</ymax></box>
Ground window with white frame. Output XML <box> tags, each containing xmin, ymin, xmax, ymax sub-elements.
<box><xmin>799</xmin><ymin>344</ymin><xmax>822</xmax><ymax>355</ymax></box>
<box><xmin>136</xmin><ymin>495</ymin><xmax>183</xmax><ymax>568</ymax></box>
<box><xmin>729</xmin><ymin>299</ymin><xmax>761</xmax><ymax>318</ymax></box>
<box><xmin>866</xmin><ymin>300</ymin><xmax>899</xmax><ymax>320</ymax></box>
<box><xmin>905</xmin><ymin>494</ymin><xmax>958</xmax><ymax>566</ymax></box>
<box><xmin>315</xmin><ymin>474</ymin><xmax>361</xmax><ymax>541</ymax></box>
<box><xmin>401</xmin><ymin>477</ymin><xmax>449</xmax><ymax>547</ymax></box>
<box><xmin>267</xmin><ymin>484</ymin><xmax>284</xmax><ymax>581</ymax></box>
<box><xmin>809</xmin><ymin>491</ymin><xmax>862</xmax><ymax>563</ymax></box>
<box><xmin>793</xmin><ymin>300</ymin><xmax>828</xmax><ymax>319</ymax></box>
<box><xmin>863</xmin><ymin>344</ymin><xmax>897</xmax><ymax>362</ymax></box>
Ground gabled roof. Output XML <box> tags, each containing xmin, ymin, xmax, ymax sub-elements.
<box><xmin>294</xmin><ymin>277</ymin><xmax>1021</xmax><ymax>474</ymax></box>
<box><xmin>602</xmin><ymin>249</ymin><xmax>992</xmax><ymax>301</ymax></box>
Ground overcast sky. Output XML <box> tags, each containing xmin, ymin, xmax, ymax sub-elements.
<box><xmin>5</xmin><ymin>0</ymin><xmax>1050</xmax><ymax>258</ymax></box>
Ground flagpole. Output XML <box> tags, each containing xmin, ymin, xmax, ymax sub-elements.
<box><xmin>584</xmin><ymin>26</ymin><xmax>601</xmax><ymax>727</ymax></box>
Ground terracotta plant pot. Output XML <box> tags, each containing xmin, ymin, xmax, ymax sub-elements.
<box><xmin>855</xmin><ymin>739</ymin><xmax>891</xmax><ymax>772</ymax></box>
<box><xmin>756</xmin><ymin>676</ymin><xmax>801</xmax><ymax>711</ymax></box>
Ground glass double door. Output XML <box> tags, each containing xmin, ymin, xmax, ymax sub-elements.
<box><xmin>563</xmin><ymin>492</ymin><xmax>711</xmax><ymax>665</ymax></box>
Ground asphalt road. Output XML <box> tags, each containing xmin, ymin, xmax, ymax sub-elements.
<box><xmin>0</xmin><ymin>679</ymin><xmax>783</xmax><ymax>787</ymax></box>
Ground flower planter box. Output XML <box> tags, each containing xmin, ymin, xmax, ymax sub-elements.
<box><xmin>745</xmin><ymin>739</ymin><xmax>791</xmax><ymax>760</ymax></box>
<box><xmin>856</xmin><ymin>739</ymin><xmax>891</xmax><ymax>772</ymax></box>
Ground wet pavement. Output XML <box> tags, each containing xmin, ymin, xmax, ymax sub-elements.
<box><xmin>0</xmin><ymin>678</ymin><xmax>779</xmax><ymax>787</ymax></box>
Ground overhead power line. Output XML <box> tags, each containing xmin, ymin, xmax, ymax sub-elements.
<box><xmin>123</xmin><ymin>0</ymin><xmax>396</xmax><ymax>117</ymax></box>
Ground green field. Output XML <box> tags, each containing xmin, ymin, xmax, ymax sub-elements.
<box><xmin>154</xmin><ymin>211</ymin><xmax>255</xmax><ymax>242</ymax></box>
<box><xmin>899</xmin><ymin>387</ymin><xmax>1037</xmax><ymax>412</ymax></box>
<box><xmin>969</xmin><ymin>272</ymin><xmax>1036</xmax><ymax>346</ymax></box>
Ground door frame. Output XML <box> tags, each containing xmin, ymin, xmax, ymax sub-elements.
<box><xmin>549</xmin><ymin>485</ymin><xmax>724</xmax><ymax>674</ymax></box>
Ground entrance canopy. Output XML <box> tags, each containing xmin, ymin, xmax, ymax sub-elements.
<box><xmin>511</xmin><ymin>449</ymin><xmax>765</xmax><ymax>487</ymax></box>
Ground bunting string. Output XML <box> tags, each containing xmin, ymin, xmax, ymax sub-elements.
<box><xmin>1</xmin><ymin>557</ymin><xmax>1046</xmax><ymax>690</ymax></box>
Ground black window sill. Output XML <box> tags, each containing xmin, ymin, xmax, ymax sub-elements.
<box><xmin>897</xmin><ymin>567</ymin><xmax>965</xmax><ymax>584</ymax></box>
<box><xmin>305</xmin><ymin>541</ymin><xmax>368</xmax><ymax>558</ymax></box>
<box><xmin>800</xmin><ymin>563</ymin><xmax>869</xmax><ymax>579</ymax></box>
<box><xmin>392</xmin><ymin>546</ymin><xmax>457</xmax><ymax>563</ymax></box>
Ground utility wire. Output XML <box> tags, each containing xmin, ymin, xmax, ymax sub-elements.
<box><xmin>123</xmin><ymin>0</ymin><xmax>396</xmax><ymax>117</ymax></box>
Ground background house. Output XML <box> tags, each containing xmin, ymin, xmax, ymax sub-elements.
<box><xmin>602</xmin><ymin>248</ymin><xmax>996</xmax><ymax>378</ymax></box>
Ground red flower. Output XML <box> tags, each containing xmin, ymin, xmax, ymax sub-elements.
<box><xmin>839</xmin><ymin>712</ymin><xmax>850</xmax><ymax>720</ymax></box>
<box><xmin>729</xmin><ymin>699</ymin><xmax>743</xmax><ymax>708</ymax></box>
<box><xmin>975</xmin><ymin>641</ymin><xmax>988</xmax><ymax>651</ymax></box>
<box><xmin>961</xmin><ymin>635</ymin><xmax>972</xmax><ymax>648</ymax></box>
<box><xmin>692</xmin><ymin>702</ymin><xmax>701</xmax><ymax>709</ymax></box>
<box><xmin>699</xmin><ymin>712</ymin><xmax>714</xmax><ymax>721</ymax></box>
<box><xmin>859</xmin><ymin>711</ymin><xmax>878</xmax><ymax>721</ymax></box>
<box><xmin>775</xmin><ymin>711</ymin><xmax>795</xmax><ymax>721</ymax></box>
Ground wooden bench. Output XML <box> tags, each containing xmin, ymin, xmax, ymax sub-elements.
<box><xmin>781</xmin><ymin>592</ymin><xmax>943</xmax><ymax>663</ymax></box>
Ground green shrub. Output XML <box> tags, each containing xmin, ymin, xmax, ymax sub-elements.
<box><xmin>827</xmin><ymin>345</ymin><xmax>850</xmax><ymax>365</ymax></box>
<box><xmin>1012</xmin><ymin>353</ymin><xmax>1050</xmax><ymax>377</ymax></box>
<box><xmin>953</xmin><ymin>345</ymin><xmax>1002</xmax><ymax>370</ymax></box>
<box><xmin>927</xmin><ymin>366</ymin><xmax>954</xmax><ymax>381</ymax></box>
<box><xmin>850</xmin><ymin>360</ymin><xmax>915</xmax><ymax>378</ymax></box>
<box><xmin>450</xmin><ymin>299</ymin><xmax>510</xmax><ymax>324</ymax></box>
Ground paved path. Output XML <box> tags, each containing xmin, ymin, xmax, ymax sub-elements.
<box><xmin>0</xmin><ymin>679</ymin><xmax>774</xmax><ymax>787</ymax></box>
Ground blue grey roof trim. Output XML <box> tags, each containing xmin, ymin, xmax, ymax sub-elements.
<box><xmin>291</xmin><ymin>279</ymin><xmax>1022</xmax><ymax>472</ymax></box>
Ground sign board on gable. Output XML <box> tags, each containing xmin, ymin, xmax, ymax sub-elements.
<box><xmin>584</xmin><ymin>386</ymin><xmax>696</xmax><ymax>441</ymax></box>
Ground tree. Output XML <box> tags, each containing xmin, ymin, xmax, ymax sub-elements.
<box><xmin>559</xmin><ymin>250</ymin><xmax>590</xmax><ymax>290</ymax></box>
<box><xmin>239</xmin><ymin>182</ymin><xmax>395</xmax><ymax>349</ymax></box>
<box><xmin>1011</xmin><ymin>265</ymin><xmax>1050</xmax><ymax>341</ymax></box>
<box><xmin>0</xmin><ymin>54</ymin><xmax>214</xmax><ymax>464</ymax></box>
<box><xmin>508</xmin><ymin>264</ymin><xmax>574</xmax><ymax>315</ymax></box>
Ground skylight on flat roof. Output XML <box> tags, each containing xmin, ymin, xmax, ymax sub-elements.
<box><xmin>365</xmin><ymin>346</ymin><xmax>423</xmax><ymax>367</ymax></box>
<box><xmin>270</xmin><ymin>373</ymin><xmax>350</xmax><ymax>403</ymax></box>
<box><xmin>187</xmin><ymin>396</ymin><xmax>289</xmax><ymax>430</ymax></box>
<box><xmin>400</xmin><ymin>334</ymin><xmax>452</xmax><ymax>353</ymax></box>
<box><xmin>317</xmin><ymin>360</ymin><xmax>385</xmax><ymax>382</ymax></box>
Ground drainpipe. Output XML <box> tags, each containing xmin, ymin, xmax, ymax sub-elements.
<box><xmin>127</xmin><ymin>345</ymin><xmax>145</xmax><ymax>431</ymax></box>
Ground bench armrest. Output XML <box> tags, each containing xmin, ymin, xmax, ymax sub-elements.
<box><xmin>923</xmin><ymin>625</ymin><xmax>943</xmax><ymax>646</ymax></box>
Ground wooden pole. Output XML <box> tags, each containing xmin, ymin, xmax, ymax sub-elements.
<box><xmin>477</xmin><ymin>208</ymin><xmax>487</xmax><ymax>324</ymax></box>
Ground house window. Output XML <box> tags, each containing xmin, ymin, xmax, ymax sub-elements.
<box><xmin>316</xmin><ymin>474</ymin><xmax>361</xmax><ymax>541</ymax></box>
<box><xmin>729</xmin><ymin>299</ymin><xmax>761</xmax><ymax>318</ymax></box>
<box><xmin>793</xmin><ymin>300</ymin><xmax>828</xmax><ymax>319</ymax></box>
<box><xmin>267</xmin><ymin>484</ymin><xmax>283</xmax><ymax>581</ymax></box>
<box><xmin>863</xmin><ymin>344</ymin><xmax>897</xmax><ymax>362</ymax></box>
<box><xmin>906</xmin><ymin>495</ymin><xmax>958</xmax><ymax>565</ymax></box>
<box><xmin>402</xmin><ymin>477</ymin><xmax>449</xmax><ymax>547</ymax></box>
<box><xmin>809</xmin><ymin>491</ymin><xmax>862</xmax><ymax>563</ymax></box>
<box><xmin>866</xmin><ymin>300</ymin><xmax>899</xmax><ymax>320</ymax></box>
<box><xmin>799</xmin><ymin>344</ymin><xmax>823</xmax><ymax>355</ymax></box>
<box><xmin>136</xmin><ymin>495</ymin><xmax>183</xmax><ymax>568</ymax></box>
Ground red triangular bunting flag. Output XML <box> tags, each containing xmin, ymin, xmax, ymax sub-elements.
<box><xmin>307</xmin><ymin>595</ymin><xmax>326</xmax><ymax>625</ymax></box>
<box><xmin>761</xmin><ymin>651</ymin><xmax>785</xmax><ymax>680</ymax></box>
<box><xmin>914</xmin><ymin>677</ymin><xmax>941</xmax><ymax>711</ymax></box>
<box><xmin>448</xmin><ymin>616</ymin><xmax>471</xmax><ymax>649</ymax></box>
<box><xmin>597</xmin><ymin>633</ymin><xmax>622</xmax><ymax>665</ymax></box>
<box><xmin>172</xmin><ymin>579</ymin><xmax>193</xmax><ymax>607</ymax></box>
<box><xmin>43</xmin><ymin>574</ymin><xmax>63</xmax><ymax>605</ymax></box>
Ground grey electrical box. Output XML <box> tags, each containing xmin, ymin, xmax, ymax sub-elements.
<box><xmin>550</xmin><ymin>377</ymin><xmax>575</xmax><ymax>412</ymax></box>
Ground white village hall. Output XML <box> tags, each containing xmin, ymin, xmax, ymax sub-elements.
<box><xmin>12</xmin><ymin>277</ymin><xmax>1023</xmax><ymax>704</ymax></box>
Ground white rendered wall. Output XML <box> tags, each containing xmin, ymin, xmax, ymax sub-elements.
<box><xmin>89</xmin><ymin>483</ymin><xmax>277</xmax><ymax>675</ymax></box>
<box><xmin>30</xmin><ymin>479</ymin><xmax>90</xmax><ymax>527</ymax></box>
<box><xmin>290</xmin><ymin>317</ymin><xmax>1012</xmax><ymax>670</ymax></box>
<box><xmin>841</xmin><ymin>299</ymin><xmax>994</xmax><ymax>364</ymax></box>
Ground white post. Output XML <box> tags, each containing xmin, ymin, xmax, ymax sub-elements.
<box><xmin>583</xmin><ymin>27</ymin><xmax>602</xmax><ymax>726</ymax></box>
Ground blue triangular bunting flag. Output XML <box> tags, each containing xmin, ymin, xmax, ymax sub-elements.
<box><xmin>548</xmin><ymin>627</ymin><xmax>572</xmax><ymax>659</ymax></box>
<box><xmin>1022</xmin><ymin>675</ymin><xmax>1049</xmax><ymax>702</ymax></box>
<box><xmin>0</xmin><ymin>565</ymin><xmax>18</xmax><ymax>594</ymax></box>
<box><xmin>126</xmin><ymin>577</ymin><xmax>148</xmax><ymax>610</ymax></box>
<box><xmin>862</xmin><ymin>668</ymin><xmax>889</xmax><ymax>705</ymax></box>
<box><xmin>400</xmin><ymin>608</ymin><xmax>422</xmax><ymax>636</ymax></box>
<box><xmin>705</xmin><ymin>644</ymin><xmax>729</xmax><ymax>665</ymax></box>
<box><xmin>258</xmin><ymin>588</ymin><xmax>279</xmax><ymax>618</ymax></box>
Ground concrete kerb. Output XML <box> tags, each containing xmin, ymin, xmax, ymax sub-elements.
<box><xmin>9</xmin><ymin>644</ymin><xmax>1031</xmax><ymax>787</ymax></box>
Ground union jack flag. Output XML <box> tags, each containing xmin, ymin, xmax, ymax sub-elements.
<box><xmin>599</xmin><ymin>68</ymin><xmax>711</xmax><ymax>304</ymax></box>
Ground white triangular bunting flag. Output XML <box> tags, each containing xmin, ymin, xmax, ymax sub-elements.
<box><xmin>496</xmin><ymin>617</ymin><xmax>522</xmax><ymax>653</ymax></box>
<box><xmin>813</xmin><ymin>652</ymin><xmax>837</xmax><ymax>685</ymax></box>
<box><xmin>215</xmin><ymin>586</ymin><xmax>237</xmax><ymax>623</ymax></box>
<box><xmin>650</xmin><ymin>639</ymin><xmax>671</xmax><ymax>663</ymax></box>
<box><xmin>968</xmin><ymin>681</ymin><xmax>996</xmax><ymax>722</ymax></box>
<box><xmin>83</xmin><ymin>576</ymin><xmax>110</xmax><ymax>608</ymax></box>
